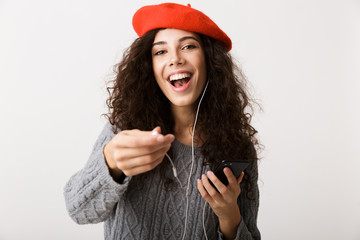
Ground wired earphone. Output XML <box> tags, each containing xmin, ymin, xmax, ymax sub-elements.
<box><xmin>152</xmin><ymin>81</ymin><xmax>210</xmax><ymax>240</ymax></box>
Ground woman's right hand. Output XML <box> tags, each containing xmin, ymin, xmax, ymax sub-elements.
<box><xmin>103</xmin><ymin>127</ymin><xmax>175</xmax><ymax>178</ymax></box>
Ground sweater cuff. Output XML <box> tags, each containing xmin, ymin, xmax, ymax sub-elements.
<box><xmin>94</xmin><ymin>135</ymin><xmax>132</xmax><ymax>193</ymax></box>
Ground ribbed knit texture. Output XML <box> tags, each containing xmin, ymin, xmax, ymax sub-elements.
<box><xmin>64</xmin><ymin>122</ymin><xmax>261</xmax><ymax>240</ymax></box>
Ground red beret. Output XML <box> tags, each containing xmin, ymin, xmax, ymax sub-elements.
<box><xmin>132</xmin><ymin>3</ymin><xmax>232</xmax><ymax>51</ymax></box>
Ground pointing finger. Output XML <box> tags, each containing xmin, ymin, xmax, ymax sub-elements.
<box><xmin>116</xmin><ymin>129</ymin><xmax>174</xmax><ymax>147</ymax></box>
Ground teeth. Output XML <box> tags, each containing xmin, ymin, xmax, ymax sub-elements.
<box><xmin>169</xmin><ymin>73</ymin><xmax>191</xmax><ymax>81</ymax></box>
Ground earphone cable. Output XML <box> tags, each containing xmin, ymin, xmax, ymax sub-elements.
<box><xmin>202</xmin><ymin>201</ymin><xmax>208</xmax><ymax>240</ymax></box>
<box><xmin>165</xmin><ymin>153</ymin><xmax>184</xmax><ymax>189</ymax></box>
<box><xmin>181</xmin><ymin>81</ymin><xmax>209</xmax><ymax>240</ymax></box>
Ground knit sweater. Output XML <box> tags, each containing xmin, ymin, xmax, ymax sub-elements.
<box><xmin>64</xmin><ymin>122</ymin><xmax>261</xmax><ymax>239</ymax></box>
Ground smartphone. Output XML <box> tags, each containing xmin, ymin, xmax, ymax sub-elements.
<box><xmin>211</xmin><ymin>160</ymin><xmax>249</xmax><ymax>187</ymax></box>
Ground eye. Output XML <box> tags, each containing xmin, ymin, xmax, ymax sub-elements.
<box><xmin>154</xmin><ymin>50</ymin><xmax>166</xmax><ymax>55</ymax></box>
<box><xmin>183</xmin><ymin>44</ymin><xmax>197</xmax><ymax>50</ymax></box>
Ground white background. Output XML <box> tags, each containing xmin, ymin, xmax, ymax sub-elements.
<box><xmin>1</xmin><ymin>0</ymin><xmax>359</xmax><ymax>239</ymax></box>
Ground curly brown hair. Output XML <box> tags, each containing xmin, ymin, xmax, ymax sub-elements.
<box><xmin>105</xmin><ymin>29</ymin><xmax>259</xmax><ymax>198</ymax></box>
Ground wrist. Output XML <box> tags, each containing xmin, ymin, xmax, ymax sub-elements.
<box><xmin>218</xmin><ymin>212</ymin><xmax>242</xmax><ymax>240</ymax></box>
<box><xmin>103</xmin><ymin>143</ymin><xmax>124</xmax><ymax>182</ymax></box>
<box><xmin>219</xmin><ymin>215</ymin><xmax>241</xmax><ymax>230</ymax></box>
<box><xmin>103</xmin><ymin>142</ymin><xmax>116</xmax><ymax>169</ymax></box>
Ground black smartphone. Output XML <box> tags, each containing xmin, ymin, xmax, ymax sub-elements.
<box><xmin>211</xmin><ymin>160</ymin><xmax>249</xmax><ymax>187</ymax></box>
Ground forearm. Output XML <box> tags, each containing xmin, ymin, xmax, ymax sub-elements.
<box><xmin>217</xmin><ymin>191</ymin><xmax>261</xmax><ymax>240</ymax></box>
<box><xmin>219</xmin><ymin>213</ymin><xmax>242</xmax><ymax>240</ymax></box>
<box><xmin>64</xmin><ymin>139</ymin><xmax>126</xmax><ymax>224</ymax></box>
<box><xmin>64</xmin><ymin>122</ymin><xmax>126</xmax><ymax>224</ymax></box>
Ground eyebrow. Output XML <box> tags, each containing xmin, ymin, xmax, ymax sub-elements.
<box><xmin>152</xmin><ymin>36</ymin><xmax>200</xmax><ymax>47</ymax></box>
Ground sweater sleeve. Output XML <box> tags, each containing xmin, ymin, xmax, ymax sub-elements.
<box><xmin>63</xmin><ymin>122</ymin><xmax>131</xmax><ymax>224</ymax></box>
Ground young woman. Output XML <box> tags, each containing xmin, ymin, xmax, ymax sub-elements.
<box><xmin>64</xmin><ymin>3</ymin><xmax>261</xmax><ymax>240</ymax></box>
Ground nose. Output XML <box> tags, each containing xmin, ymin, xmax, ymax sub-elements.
<box><xmin>169</xmin><ymin>50</ymin><xmax>183</xmax><ymax>66</ymax></box>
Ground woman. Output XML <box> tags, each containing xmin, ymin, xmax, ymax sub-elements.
<box><xmin>64</xmin><ymin>3</ymin><xmax>260</xmax><ymax>240</ymax></box>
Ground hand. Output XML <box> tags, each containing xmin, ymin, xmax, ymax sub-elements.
<box><xmin>103</xmin><ymin>127</ymin><xmax>175</xmax><ymax>177</ymax></box>
<box><xmin>197</xmin><ymin>168</ymin><xmax>244</xmax><ymax>240</ymax></box>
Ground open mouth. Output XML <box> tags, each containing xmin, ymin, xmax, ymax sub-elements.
<box><xmin>168</xmin><ymin>73</ymin><xmax>192</xmax><ymax>88</ymax></box>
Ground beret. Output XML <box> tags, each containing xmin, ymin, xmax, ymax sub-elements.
<box><xmin>132</xmin><ymin>3</ymin><xmax>232</xmax><ymax>51</ymax></box>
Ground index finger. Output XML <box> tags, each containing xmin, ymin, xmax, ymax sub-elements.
<box><xmin>117</xmin><ymin>130</ymin><xmax>174</xmax><ymax>148</ymax></box>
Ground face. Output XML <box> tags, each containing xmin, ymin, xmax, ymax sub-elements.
<box><xmin>152</xmin><ymin>28</ymin><xmax>207</xmax><ymax>109</ymax></box>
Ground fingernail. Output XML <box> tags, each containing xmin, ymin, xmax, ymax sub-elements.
<box><xmin>207</xmin><ymin>171</ymin><xmax>214</xmax><ymax>177</ymax></box>
<box><xmin>151</xmin><ymin>131</ymin><xmax>159</xmax><ymax>136</ymax></box>
<box><xmin>156</xmin><ymin>135</ymin><xmax>164</xmax><ymax>142</ymax></box>
<box><xmin>169</xmin><ymin>135</ymin><xmax>175</xmax><ymax>141</ymax></box>
<box><xmin>202</xmin><ymin>174</ymin><xmax>207</xmax><ymax>180</ymax></box>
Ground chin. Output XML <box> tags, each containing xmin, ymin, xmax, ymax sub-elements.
<box><xmin>169</xmin><ymin>96</ymin><xmax>198</xmax><ymax>108</ymax></box>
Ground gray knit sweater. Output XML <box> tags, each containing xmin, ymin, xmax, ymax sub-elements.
<box><xmin>64</xmin><ymin>123</ymin><xmax>260</xmax><ymax>239</ymax></box>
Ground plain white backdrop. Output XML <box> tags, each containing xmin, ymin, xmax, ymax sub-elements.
<box><xmin>1</xmin><ymin>0</ymin><xmax>359</xmax><ymax>239</ymax></box>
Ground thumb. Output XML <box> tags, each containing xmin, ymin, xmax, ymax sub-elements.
<box><xmin>237</xmin><ymin>172</ymin><xmax>245</xmax><ymax>184</ymax></box>
<box><xmin>151</xmin><ymin>126</ymin><xmax>161</xmax><ymax>135</ymax></box>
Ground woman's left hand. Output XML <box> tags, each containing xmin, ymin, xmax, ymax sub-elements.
<box><xmin>197</xmin><ymin>167</ymin><xmax>244</xmax><ymax>239</ymax></box>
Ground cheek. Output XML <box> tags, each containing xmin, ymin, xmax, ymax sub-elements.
<box><xmin>192</xmin><ymin>53</ymin><xmax>206</xmax><ymax>78</ymax></box>
<box><xmin>152</xmin><ymin>64</ymin><xmax>166</xmax><ymax>90</ymax></box>
<box><xmin>152</xmin><ymin>60</ymin><xmax>164</xmax><ymax>79</ymax></box>
<box><xmin>197</xmin><ymin>60</ymin><xmax>207</xmax><ymax>81</ymax></box>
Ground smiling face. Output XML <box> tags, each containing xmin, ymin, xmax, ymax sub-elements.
<box><xmin>152</xmin><ymin>28</ymin><xmax>207</xmax><ymax>110</ymax></box>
